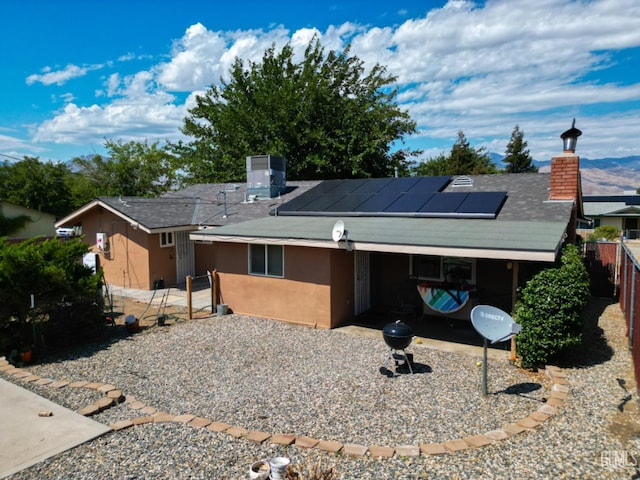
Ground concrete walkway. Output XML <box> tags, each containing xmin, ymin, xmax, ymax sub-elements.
<box><xmin>0</xmin><ymin>376</ymin><xmax>111</xmax><ymax>479</ymax></box>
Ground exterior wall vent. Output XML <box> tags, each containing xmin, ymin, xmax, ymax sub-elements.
<box><xmin>452</xmin><ymin>176</ymin><xmax>473</xmax><ymax>187</ymax></box>
<box><xmin>246</xmin><ymin>155</ymin><xmax>286</xmax><ymax>198</ymax></box>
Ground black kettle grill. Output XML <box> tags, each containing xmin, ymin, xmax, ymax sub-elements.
<box><xmin>382</xmin><ymin>320</ymin><xmax>414</xmax><ymax>374</ymax></box>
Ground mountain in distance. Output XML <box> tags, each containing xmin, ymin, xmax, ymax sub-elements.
<box><xmin>491</xmin><ymin>153</ymin><xmax>640</xmax><ymax>195</ymax></box>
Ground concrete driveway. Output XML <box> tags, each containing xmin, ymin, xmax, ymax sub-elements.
<box><xmin>0</xmin><ymin>377</ymin><xmax>111</xmax><ymax>479</ymax></box>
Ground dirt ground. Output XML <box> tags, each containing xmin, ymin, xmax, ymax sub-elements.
<box><xmin>594</xmin><ymin>298</ymin><xmax>640</xmax><ymax>445</ymax></box>
<box><xmin>103</xmin><ymin>295</ymin><xmax>211</xmax><ymax>331</ymax></box>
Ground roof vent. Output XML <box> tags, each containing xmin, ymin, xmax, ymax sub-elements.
<box><xmin>451</xmin><ymin>176</ymin><xmax>473</xmax><ymax>187</ymax></box>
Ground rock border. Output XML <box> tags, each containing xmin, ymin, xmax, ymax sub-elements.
<box><xmin>0</xmin><ymin>356</ymin><xmax>569</xmax><ymax>459</ymax></box>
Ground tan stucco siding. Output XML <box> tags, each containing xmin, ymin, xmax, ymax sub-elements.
<box><xmin>213</xmin><ymin>242</ymin><xmax>338</xmax><ymax>328</ymax></box>
<box><xmin>147</xmin><ymin>233</ymin><xmax>177</xmax><ymax>286</ymax></box>
<box><xmin>83</xmin><ymin>210</ymin><xmax>150</xmax><ymax>290</ymax></box>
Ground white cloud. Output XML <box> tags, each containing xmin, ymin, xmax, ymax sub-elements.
<box><xmin>26</xmin><ymin>0</ymin><xmax>640</xmax><ymax>160</ymax></box>
<box><xmin>26</xmin><ymin>64</ymin><xmax>102</xmax><ymax>86</ymax></box>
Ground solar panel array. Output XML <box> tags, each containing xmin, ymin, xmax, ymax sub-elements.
<box><xmin>276</xmin><ymin>177</ymin><xmax>507</xmax><ymax>218</ymax></box>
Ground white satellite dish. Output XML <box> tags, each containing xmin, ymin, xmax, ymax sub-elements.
<box><xmin>470</xmin><ymin>305</ymin><xmax>521</xmax><ymax>344</ymax></box>
<box><xmin>332</xmin><ymin>220</ymin><xmax>346</xmax><ymax>242</ymax></box>
<box><xmin>470</xmin><ymin>304</ymin><xmax>522</xmax><ymax>395</ymax></box>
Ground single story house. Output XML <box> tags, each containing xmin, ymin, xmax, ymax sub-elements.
<box><xmin>190</xmin><ymin>149</ymin><xmax>583</xmax><ymax>329</ymax></box>
<box><xmin>579</xmin><ymin>194</ymin><xmax>640</xmax><ymax>239</ymax></box>
<box><xmin>55</xmin><ymin>155</ymin><xmax>319</xmax><ymax>290</ymax></box>
<box><xmin>0</xmin><ymin>201</ymin><xmax>56</xmax><ymax>240</ymax></box>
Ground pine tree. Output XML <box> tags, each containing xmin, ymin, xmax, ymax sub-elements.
<box><xmin>503</xmin><ymin>125</ymin><xmax>537</xmax><ymax>173</ymax></box>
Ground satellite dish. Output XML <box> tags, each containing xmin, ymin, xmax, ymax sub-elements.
<box><xmin>470</xmin><ymin>305</ymin><xmax>521</xmax><ymax>344</ymax></box>
<box><xmin>332</xmin><ymin>220</ymin><xmax>345</xmax><ymax>242</ymax></box>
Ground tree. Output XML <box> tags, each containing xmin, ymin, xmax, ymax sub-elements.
<box><xmin>503</xmin><ymin>125</ymin><xmax>537</xmax><ymax>173</ymax></box>
<box><xmin>410</xmin><ymin>131</ymin><xmax>498</xmax><ymax>176</ymax></box>
<box><xmin>449</xmin><ymin>130</ymin><xmax>497</xmax><ymax>175</ymax></box>
<box><xmin>178</xmin><ymin>38</ymin><xmax>417</xmax><ymax>183</ymax></box>
<box><xmin>70</xmin><ymin>139</ymin><xmax>179</xmax><ymax>206</ymax></box>
<box><xmin>0</xmin><ymin>157</ymin><xmax>74</xmax><ymax>217</ymax></box>
<box><xmin>412</xmin><ymin>153</ymin><xmax>450</xmax><ymax>176</ymax></box>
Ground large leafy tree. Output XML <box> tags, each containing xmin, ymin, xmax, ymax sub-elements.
<box><xmin>0</xmin><ymin>157</ymin><xmax>74</xmax><ymax>217</ymax></box>
<box><xmin>178</xmin><ymin>38</ymin><xmax>417</xmax><ymax>182</ymax></box>
<box><xmin>70</xmin><ymin>139</ymin><xmax>179</xmax><ymax>206</ymax></box>
<box><xmin>503</xmin><ymin>125</ymin><xmax>537</xmax><ymax>173</ymax></box>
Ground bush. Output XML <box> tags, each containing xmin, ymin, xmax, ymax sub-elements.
<box><xmin>587</xmin><ymin>225</ymin><xmax>620</xmax><ymax>241</ymax></box>
<box><xmin>514</xmin><ymin>244</ymin><xmax>590</xmax><ymax>369</ymax></box>
<box><xmin>0</xmin><ymin>237</ymin><xmax>103</xmax><ymax>359</ymax></box>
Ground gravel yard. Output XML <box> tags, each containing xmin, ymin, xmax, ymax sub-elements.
<box><xmin>3</xmin><ymin>296</ymin><xmax>639</xmax><ymax>479</ymax></box>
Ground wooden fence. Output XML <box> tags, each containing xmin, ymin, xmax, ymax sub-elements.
<box><xmin>619</xmin><ymin>242</ymin><xmax>640</xmax><ymax>386</ymax></box>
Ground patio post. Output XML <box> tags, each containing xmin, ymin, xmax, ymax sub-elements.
<box><xmin>186</xmin><ymin>275</ymin><xmax>193</xmax><ymax>320</ymax></box>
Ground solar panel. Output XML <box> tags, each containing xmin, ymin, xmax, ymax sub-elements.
<box><xmin>276</xmin><ymin>193</ymin><xmax>321</xmax><ymax>213</ymax></box>
<box><xmin>457</xmin><ymin>191</ymin><xmax>507</xmax><ymax>215</ymax></box>
<box><xmin>348</xmin><ymin>177</ymin><xmax>391</xmax><ymax>194</ymax></box>
<box><xmin>300</xmin><ymin>193</ymin><xmax>350</xmax><ymax>211</ymax></box>
<box><xmin>324</xmin><ymin>192</ymin><xmax>374</xmax><ymax>211</ymax></box>
<box><xmin>275</xmin><ymin>176</ymin><xmax>508</xmax><ymax>218</ymax></box>
<box><xmin>406</xmin><ymin>176</ymin><xmax>451</xmax><ymax>194</ymax></box>
<box><xmin>357</xmin><ymin>192</ymin><xmax>403</xmax><ymax>212</ymax></box>
<box><xmin>420</xmin><ymin>192</ymin><xmax>468</xmax><ymax>213</ymax></box>
<box><xmin>385</xmin><ymin>193</ymin><xmax>434</xmax><ymax>212</ymax></box>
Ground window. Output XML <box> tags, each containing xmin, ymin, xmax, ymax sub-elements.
<box><xmin>160</xmin><ymin>231</ymin><xmax>174</xmax><ymax>247</ymax></box>
<box><xmin>249</xmin><ymin>244</ymin><xmax>284</xmax><ymax>277</ymax></box>
<box><xmin>411</xmin><ymin>255</ymin><xmax>441</xmax><ymax>280</ymax></box>
<box><xmin>411</xmin><ymin>255</ymin><xmax>475</xmax><ymax>284</ymax></box>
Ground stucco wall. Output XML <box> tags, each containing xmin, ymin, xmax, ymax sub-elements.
<box><xmin>68</xmin><ymin>207</ymin><xmax>180</xmax><ymax>290</ymax></box>
<box><xmin>147</xmin><ymin>233</ymin><xmax>177</xmax><ymax>287</ymax></box>
<box><xmin>213</xmin><ymin>242</ymin><xmax>349</xmax><ymax>329</ymax></box>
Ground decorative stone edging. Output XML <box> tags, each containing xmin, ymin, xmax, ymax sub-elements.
<box><xmin>0</xmin><ymin>356</ymin><xmax>570</xmax><ymax>459</ymax></box>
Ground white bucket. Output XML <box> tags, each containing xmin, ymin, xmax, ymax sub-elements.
<box><xmin>268</xmin><ymin>457</ymin><xmax>290</xmax><ymax>480</ymax></box>
<box><xmin>216</xmin><ymin>304</ymin><xmax>228</xmax><ymax>315</ymax></box>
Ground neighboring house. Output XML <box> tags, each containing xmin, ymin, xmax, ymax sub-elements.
<box><xmin>579</xmin><ymin>194</ymin><xmax>640</xmax><ymax>239</ymax></box>
<box><xmin>54</xmin><ymin>155</ymin><xmax>319</xmax><ymax>290</ymax></box>
<box><xmin>0</xmin><ymin>201</ymin><xmax>56</xmax><ymax>240</ymax></box>
<box><xmin>190</xmin><ymin>149</ymin><xmax>583</xmax><ymax>330</ymax></box>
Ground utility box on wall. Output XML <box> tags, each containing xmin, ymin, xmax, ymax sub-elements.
<box><xmin>96</xmin><ymin>232</ymin><xmax>108</xmax><ymax>251</ymax></box>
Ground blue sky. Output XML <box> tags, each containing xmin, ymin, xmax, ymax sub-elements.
<box><xmin>2</xmin><ymin>0</ymin><xmax>640</xmax><ymax>165</ymax></box>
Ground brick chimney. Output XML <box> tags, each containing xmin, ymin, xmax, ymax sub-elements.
<box><xmin>549</xmin><ymin>119</ymin><xmax>583</xmax><ymax>244</ymax></box>
<box><xmin>549</xmin><ymin>154</ymin><xmax>580</xmax><ymax>201</ymax></box>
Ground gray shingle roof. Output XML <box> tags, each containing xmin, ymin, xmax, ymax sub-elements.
<box><xmin>191</xmin><ymin>173</ymin><xmax>574</xmax><ymax>261</ymax></box>
<box><xmin>71</xmin><ymin>181</ymin><xmax>320</xmax><ymax>231</ymax></box>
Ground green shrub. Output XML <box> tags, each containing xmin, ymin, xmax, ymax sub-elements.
<box><xmin>587</xmin><ymin>225</ymin><xmax>620</xmax><ymax>241</ymax></box>
<box><xmin>514</xmin><ymin>244</ymin><xmax>590</xmax><ymax>369</ymax></box>
<box><xmin>0</xmin><ymin>237</ymin><xmax>103</xmax><ymax>359</ymax></box>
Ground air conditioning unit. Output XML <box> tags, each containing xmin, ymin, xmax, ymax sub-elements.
<box><xmin>246</xmin><ymin>155</ymin><xmax>286</xmax><ymax>198</ymax></box>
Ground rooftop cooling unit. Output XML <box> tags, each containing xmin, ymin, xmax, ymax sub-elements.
<box><xmin>246</xmin><ymin>155</ymin><xmax>286</xmax><ymax>199</ymax></box>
